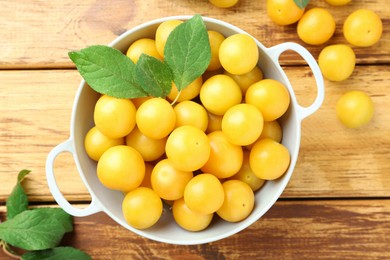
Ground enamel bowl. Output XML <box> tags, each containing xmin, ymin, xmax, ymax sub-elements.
<box><xmin>46</xmin><ymin>15</ymin><xmax>324</xmax><ymax>245</ymax></box>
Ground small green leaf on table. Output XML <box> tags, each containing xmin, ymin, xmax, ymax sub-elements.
<box><xmin>0</xmin><ymin>208</ymin><xmax>73</xmax><ymax>251</ymax></box>
<box><xmin>22</xmin><ymin>246</ymin><xmax>92</xmax><ymax>260</ymax></box>
<box><xmin>6</xmin><ymin>169</ymin><xmax>30</xmax><ymax>219</ymax></box>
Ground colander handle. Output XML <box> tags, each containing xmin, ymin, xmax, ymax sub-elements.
<box><xmin>267</xmin><ymin>42</ymin><xmax>325</xmax><ymax>120</ymax></box>
<box><xmin>46</xmin><ymin>139</ymin><xmax>102</xmax><ymax>217</ymax></box>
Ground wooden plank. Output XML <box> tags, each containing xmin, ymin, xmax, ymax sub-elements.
<box><xmin>0</xmin><ymin>0</ymin><xmax>388</xmax><ymax>69</ymax></box>
<box><xmin>1</xmin><ymin>200</ymin><xmax>389</xmax><ymax>259</ymax></box>
<box><xmin>284</xmin><ymin>64</ymin><xmax>390</xmax><ymax>198</ymax></box>
<box><xmin>0</xmin><ymin>70</ymin><xmax>84</xmax><ymax>201</ymax></box>
<box><xmin>0</xmin><ymin>66</ymin><xmax>389</xmax><ymax>202</ymax></box>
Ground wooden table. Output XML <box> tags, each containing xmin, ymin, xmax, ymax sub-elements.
<box><xmin>1</xmin><ymin>0</ymin><xmax>389</xmax><ymax>259</ymax></box>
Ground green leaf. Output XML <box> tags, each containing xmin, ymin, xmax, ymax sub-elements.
<box><xmin>0</xmin><ymin>208</ymin><xmax>73</xmax><ymax>250</ymax></box>
<box><xmin>6</xmin><ymin>184</ymin><xmax>28</xmax><ymax>220</ymax></box>
<box><xmin>6</xmin><ymin>169</ymin><xmax>31</xmax><ymax>219</ymax></box>
<box><xmin>68</xmin><ymin>45</ymin><xmax>148</xmax><ymax>98</ymax></box>
<box><xmin>22</xmin><ymin>247</ymin><xmax>92</xmax><ymax>260</ymax></box>
<box><xmin>135</xmin><ymin>54</ymin><xmax>173</xmax><ymax>98</ymax></box>
<box><xmin>164</xmin><ymin>14</ymin><xmax>211</xmax><ymax>91</ymax></box>
<box><xmin>68</xmin><ymin>15</ymin><xmax>213</xmax><ymax>99</ymax></box>
<box><xmin>294</xmin><ymin>0</ymin><xmax>310</xmax><ymax>9</ymax></box>
<box><xmin>17</xmin><ymin>169</ymin><xmax>30</xmax><ymax>182</ymax></box>
<box><xmin>49</xmin><ymin>208</ymin><xmax>73</xmax><ymax>233</ymax></box>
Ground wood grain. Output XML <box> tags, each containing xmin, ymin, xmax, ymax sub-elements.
<box><xmin>1</xmin><ymin>66</ymin><xmax>389</xmax><ymax>202</ymax></box>
<box><xmin>1</xmin><ymin>200</ymin><xmax>388</xmax><ymax>259</ymax></box>
<box><xmin>0</xmin><ymin>70</ymin><xmax>83</xmax><ymax>202</ymax></box>
<box><xmin>284</xmin><ymin>64</ymin><xmax>390</xmax><ymax>198</ymax></box>
<box><xmin>1</xmin><ymin>0</ymin><xmax>389</xmax><ymax>258</ymax></box>
<box><xmin>0</xmin><ymin>0</ymin><xmax>388</xmax><ymax>69</ymax></box>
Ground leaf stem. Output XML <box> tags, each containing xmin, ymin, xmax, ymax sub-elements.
<box><xmin>170</xmin><ymin>91</ymin><xmax>182</xmax><ymax>106</ymax></box>
<box><xmin>0</xmin><ymin>240</ymin><xmax>21</xmax><ymax>259</ymax></box>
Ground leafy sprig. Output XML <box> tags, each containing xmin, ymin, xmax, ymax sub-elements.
<box><xmin>0</xmin><ymin>170</ymin><xmax>91</xmax><ymax>259</ymax></box>
<box><xmin>69</xmin><ymin>14</ymin><xmax>211</xmax><ymax>100</ymax></box>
